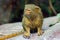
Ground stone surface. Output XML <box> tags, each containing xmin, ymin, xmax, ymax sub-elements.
<box><xmin>39</xmin><ymin>23</ymin><xmax>60</xmax><ymax>40</ymax></box>
<box><xmin>0</xmin><ymin>16</ymin><xmax>58</xmax><ymax>40</ymax></box>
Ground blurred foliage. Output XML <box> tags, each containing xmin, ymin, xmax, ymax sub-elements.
<box><xmin>50</xmin><ymin>0</ymin><xmax>60</xmax><ymax>14</ymax></box>
<box><xmin>39</xmin><ymin>0</ymin><xmax>53</xmax><ymax>17</ymax></box>
<box><xmin>40</xmin><ymin>3</ymin><xmax>52</xmax><ymax>17</ymax></box>
<box><xmin>53</xmin><ymin>0</ymin><xmax>60</xmax><ymax>13</ymax></box>
<box><xmin>0</xmin><ymin>0</ymin><xmax>60</xmax><ymax>24</ymax></box>
<box><xmin>6</xmin><ymin>0</ymin><xmax>60</xmax><ymax>22</ymax></box>
<box><xmin>36</xmin><ymin>0</ymin><xmax>59</xmax><ymax>16</ymax></box>
<box><xmin>9</xmin><ymin>0</ymin><xmax>25</xmax><ymax>22</ymax></box>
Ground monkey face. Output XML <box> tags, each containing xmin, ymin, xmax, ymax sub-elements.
<box><xmin>24</xmin><ymin>4</ymin><xmax>40</xmax><ymax>15</ymax></box>
<box><xmin>24</xmin><ymin>4</ymin><xmax>41</xmax><ymax>20</ymax></box>
<box><xmin>24</xmin><ymin>9</ymin><xmax>32</xmax><ymax>15</ymax></box>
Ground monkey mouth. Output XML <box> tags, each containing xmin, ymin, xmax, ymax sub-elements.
<box><xmin>26</xmin><ymin>13</ymin><xmax>30</xmax><ymax>15</ymax></box>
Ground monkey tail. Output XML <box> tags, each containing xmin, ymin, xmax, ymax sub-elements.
<box><xmin>0</xmin><ymin>29</ymin><xmax>24</xmax><ymax>40</ymax></box>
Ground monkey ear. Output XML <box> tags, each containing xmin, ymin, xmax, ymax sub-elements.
<box><xmin>34</xmin><ymin>7</ymin><xmax>40</xmax><ymax>13</ymax></box>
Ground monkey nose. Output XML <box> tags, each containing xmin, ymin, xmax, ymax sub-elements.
<box><xmin>26</xmin><ymin>10</ymin><xmax>31</xmax><ymax>15</ymax></box>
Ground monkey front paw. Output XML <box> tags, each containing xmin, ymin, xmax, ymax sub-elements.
<box><xmin>37</xmin><ymin>30</ymin><xmax>44</xmax><ymax>36</ymax></box>
<box><xmin>23</xmin><ymin>32</ymin><xmax>30</xmax><ymax>39</ymax></box>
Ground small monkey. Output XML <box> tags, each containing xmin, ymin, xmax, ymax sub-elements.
<box><xmin>22</xmin><ymin>4</ymin><xmax>43</xmax><ymax>38</ymax></box>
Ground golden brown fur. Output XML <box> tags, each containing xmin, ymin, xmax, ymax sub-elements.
<box><xmin>22</xmin><ymin>4</ymin><xmax>43</xmax><ymax>38</ymax></box>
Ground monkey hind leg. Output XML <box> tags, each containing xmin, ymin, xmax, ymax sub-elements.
<box><xmin>37</xmin><ymin>25</ymin><xmax>44</xmax><ymax>36</ymax></box>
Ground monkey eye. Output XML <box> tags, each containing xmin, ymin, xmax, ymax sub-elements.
<box><xmin>25</xmin><ymin>9</ymin><xmax>31</xmax><ymax>11</ymax></box>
